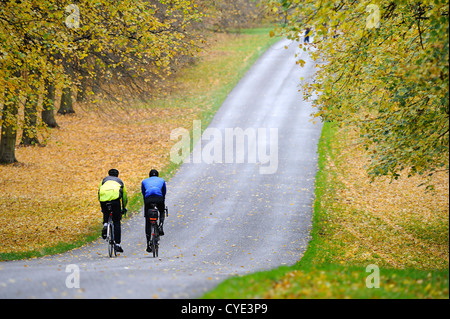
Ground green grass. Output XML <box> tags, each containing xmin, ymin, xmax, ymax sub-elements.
<box><xmin>203</xmin><ymin>264</ymin><xmax>449</xmax><ymax>299</ymax></box>
<box><xmin>0</xmin><ymin>224</ymin><xmax>102</xmax><ymax>261</ymax></box>
<box><xmin>202</xmin><ymin>122</ymin><xmax>450</xmax><ymax>299</ymax></box>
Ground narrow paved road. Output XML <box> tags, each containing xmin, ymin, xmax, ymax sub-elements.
<box><xmin>0</xmin><ymin>39</ymin><xmax>322</xmax><ymax>299</ymax></box>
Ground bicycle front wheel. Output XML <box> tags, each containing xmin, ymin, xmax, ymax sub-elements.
<box><xmin>151</xmin><ymin>224</ymin><xmax>158</xmax><ymax>258</ymax></box>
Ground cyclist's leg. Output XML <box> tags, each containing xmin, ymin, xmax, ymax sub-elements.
<box><xmin>144</xmin><ymin>197</ymin><xmax>153</xmax><ymax>243</ymax></box>
<box><xmin>145</xmin><ymin>217</ymin><xmax>153</xmax><ymax>252</ymax></box>
<box><xmin>156</xmin><ymin>200</ymin><xmax>165</xmax><ymax>223</ymax></box>
<box><xmin>100</xmin><ymin>202</ymin><xmax>109</xmax><ymax>223</ymax></box>
<box><xmin>145</xmin><ymin>214</ymin><xmax>152</xmax><ymax>242</ymax></box>
<box><xmin>155</xmin><ymin>199</ymin><xmax>165</xmax><ymax>235</ymax></box>
<box><xmin>111</xmin><ymin>199</ymin><xmax>122</xmax><ymax>244</ymax></box>
<box><xmin>100</xmin><ymin>202</ymin><xmax>109</xmax><ymax>239</ymax></box>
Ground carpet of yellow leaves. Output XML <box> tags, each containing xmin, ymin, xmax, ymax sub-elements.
<box><xmin>0</xmin><ymin>106</ymin><xmax>194</xmax><ymax>253</ymax></box>
<box><xmin>253</xmin><ymin>126</ymin><xmax>449</xmax><ymax>299</ymax></box>
<box><xmin>318</xmin><ymin>128</ymin><xmax>449</xmax><ymax>270</ymax></box>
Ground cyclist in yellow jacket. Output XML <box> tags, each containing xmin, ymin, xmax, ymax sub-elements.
<box><xmin>98</xmin><ymin>169</ymin><xmax>128</xmax><ymax>253</ymax></box>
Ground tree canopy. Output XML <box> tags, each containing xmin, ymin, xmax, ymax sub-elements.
<box><xmin>0</xmin><ymin>0</ymin><xmax>203</xmax><ymax>163</ymax></box>
<box><xmin>270</xmin><ymin>0</ymin><xmax>449</xmax><ymax>180</ymax></box>
<box><xmin>0</xmin><ymin>0</ymin><xmax>268</xmax><ymax>163</ymax></box>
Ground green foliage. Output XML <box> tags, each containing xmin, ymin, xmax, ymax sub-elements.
<box><xmin>269</xmin><ymin>0</ymin><xmax>449</xmax><ymax>180</ymax></box>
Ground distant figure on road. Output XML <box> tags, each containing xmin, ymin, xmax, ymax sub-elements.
<box><xmin>98</xmin><ymin>169</ymin><xmax>128</xmax><ymax>253</ymax></box>
<box><xmin>304</xmin><ymin>27</ymin><xmax>311</xmax><ymax>44</ymax></box>
<box><xmin>141</xmin><ymin>169</ymin><xmax>167</xmax><ymax>252</ymax></box>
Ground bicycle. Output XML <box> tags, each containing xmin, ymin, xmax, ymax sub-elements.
<box><xmin>146</xmin><ymin>204</ymin><xmax>168</xmax><ymax>258</ymax></box>
<box><xmin>105</xmin><ymin>203</ymin><xmax>117</xmax><ymax>258</ymax></box>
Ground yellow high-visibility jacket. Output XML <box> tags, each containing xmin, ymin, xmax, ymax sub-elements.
<box><xmin>98</xmin><ymin>176</ymin><xmax>128</xmax><ymax>209</ymax></box>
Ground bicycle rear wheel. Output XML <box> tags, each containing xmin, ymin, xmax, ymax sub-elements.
<box><xmin>151</xmin><ymin>224</ymin><xmax>158</xmax><ymax>258</ymax></box>
<box><xmin>108</xmin><ymin>223</ymin><xmax>115</xmax><ymax>258</ymax></box>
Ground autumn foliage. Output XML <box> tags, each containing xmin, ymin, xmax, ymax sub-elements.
<box><xmin>0</xmin><ymin>0</ymin><xmax>207</xmax><ymax>162</ymax></box>
<box><xmin>270</xmin><ymin>0</ymin><xmax>449</xmax><ymax>180</ymax></box>
<box><xmin>0</xmin><ymin>27</ymin><xmax>276</xmax><ymax>256</ymax></box>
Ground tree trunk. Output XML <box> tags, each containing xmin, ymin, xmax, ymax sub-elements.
<box><xmin>42</xmin><ymin>79</ymin><xmax>59</xmax><ymax>128</ymax></box>
<box><xmin>21</xmin><ymin>84</ymin><xmax>40</xmax><ymax>146</ymax></box>
<box><xmin>58</xmin><ymin>86</ymin><xmax>75</xmax><ymax>115</ymax></box>
<box><xmin>0</xmin><ymin>94</ymin><xmax>19</xmax><ymax>164</ymax></box>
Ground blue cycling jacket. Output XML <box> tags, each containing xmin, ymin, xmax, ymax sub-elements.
<box><xmin>141</xmin><ymin>176</ymin><xmax>167</xmax><ymax>198</ymax></box>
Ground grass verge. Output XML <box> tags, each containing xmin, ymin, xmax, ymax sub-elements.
<box><xmin>202</xmin><ymin>122</ymin><xmax>449</xmax><ymax>299</ymax></box>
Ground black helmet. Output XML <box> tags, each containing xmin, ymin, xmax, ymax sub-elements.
<box><xmin>149</xmin><ymin>169</ymin><xmax>159</xmax><ymax>177</ymax></box>
<box><xmin>108</xmin><ymin>169</ymin><xmax>119</xmax><ymax>177</ymax></box>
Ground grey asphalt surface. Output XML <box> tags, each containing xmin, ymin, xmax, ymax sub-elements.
<box><xmin>0</xmin><ymin>39</ymin><xmax>322</xmax><ymax>299</ymax></box>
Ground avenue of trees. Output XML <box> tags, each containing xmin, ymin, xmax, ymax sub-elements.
<box><xmin>0</xmin><ymin>0</ymin><xmax>265</xmax><ymax>163</ymax></box>
<box><xmin>3</xmin><ymin>0</ymin><xmax>447</xmax><ymax>182</ymax></box>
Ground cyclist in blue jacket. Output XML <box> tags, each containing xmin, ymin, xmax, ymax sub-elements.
<box><xmin>141</xmin><ymin>169</ymin><xmax>166</xmax><ymax>252</ymax></box>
